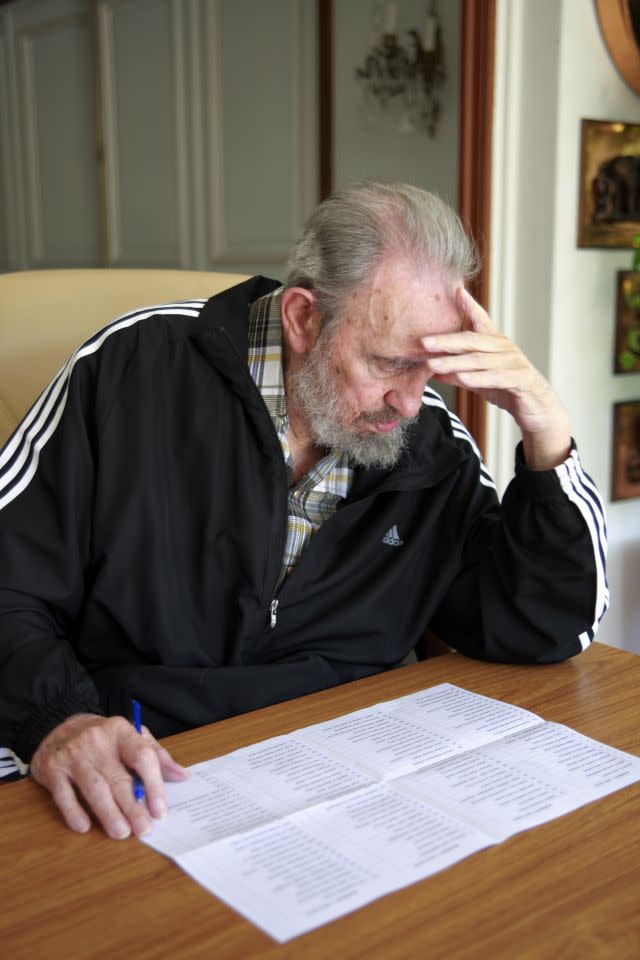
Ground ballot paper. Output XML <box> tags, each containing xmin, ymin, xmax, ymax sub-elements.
<box><xmin>141</xmin><ymin>683</ymin><xmax>640</xmax><ymax>942</ymax></box>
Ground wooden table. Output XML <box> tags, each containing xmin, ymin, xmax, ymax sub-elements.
<box><xmin>2</xmin><ymin>642</ymin><xmax>639</xmax><ymax>959</ymax></box>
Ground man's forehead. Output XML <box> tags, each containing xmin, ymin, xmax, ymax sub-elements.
<box><xmin>370</xmin><ymin>254</ymin><xmax>455</xmax><ymax>292</ymax></box>
<box><xmin>361</xmin><ymin>268</ymin><xmax>462</xmax><ymax>344</ymax></box>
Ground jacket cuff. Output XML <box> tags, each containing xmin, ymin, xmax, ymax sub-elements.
<box><xmin>511</xmin><ymin>439</ymin><xmax>579</xmax><ymax>499</ymax></box>
<box><xmin>14</xmin><ymin>692</ymin><xmax>105</xmax><ymax>764</ymax></box>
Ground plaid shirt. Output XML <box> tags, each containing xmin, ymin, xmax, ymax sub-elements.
<box><xmin>248</xmin><ymin>289</ymin><xmax>354</xmax><ymax>590</ymax></box>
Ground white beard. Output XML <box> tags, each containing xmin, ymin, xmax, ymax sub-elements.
<box><xmin>287</xmin><ymin>337</ymin><xmax>418</xmax><ymax>469</ymax></box>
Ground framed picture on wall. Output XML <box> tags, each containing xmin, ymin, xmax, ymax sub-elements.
<box><xmin>611</xmin><ymin>400</ymin><xmax>640</xmax><ymax>501</ymax></box>
<box><xmin>614</xmin><ymin>271</ymin><xmax>640</xmax><ymax>373</ymax></box>
<box><xmin>578</xmin><ymin>118</ymin><xmax>640</xmax><ymax>248</ymax></box>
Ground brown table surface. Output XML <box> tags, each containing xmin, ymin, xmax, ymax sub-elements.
<box><xmin>1</xmin><ymin>641</ymin><xmax>639</xmax><ymax>960</ymax></box>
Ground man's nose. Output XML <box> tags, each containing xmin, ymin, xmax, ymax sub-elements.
<box><xmin>384</xmin><ymin>378</ymin><xmax>426</xmax><ymax>420</ymax></box>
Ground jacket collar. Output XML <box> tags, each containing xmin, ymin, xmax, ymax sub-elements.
<box><xmin>196</xmin><ymin>275</ymin><xmax>282</xmax><ymax>360</ymax></box>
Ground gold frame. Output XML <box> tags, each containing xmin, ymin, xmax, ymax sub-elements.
<box><xmin>577</xmin><ymin>118</ymin><xmax>640</xmax><ymax>248</ymax></box>
<box><xmin>595</xmin><ymin>0</ymin><xmax>640</xmax><ymax>96</ymax></box>
<box><xmin>611</xmin><ymin>400</ymin><xmax>640</xmax><ymax>501</ymax></box>
<box><xmin>614</xmin><ymin>271</ymin><xmax>640</xmax><ymax>373</ymax></box>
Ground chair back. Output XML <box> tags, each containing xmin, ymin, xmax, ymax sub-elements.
<box><xmin>0</xmin><ymin>269</ymin><xmax>249</xmax><ymax>447</ymax></box>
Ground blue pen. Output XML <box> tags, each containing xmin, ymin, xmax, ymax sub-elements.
<box><xmin>132</xmin><ymin>699</ymin><xmax>146</xmax><ymax>803</ymax></box>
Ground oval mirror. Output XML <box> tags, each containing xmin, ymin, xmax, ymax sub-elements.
<box><xmin>595</xmin><ymin>0</ymin><xmax>640</xmax><ymax>95</ymax></box>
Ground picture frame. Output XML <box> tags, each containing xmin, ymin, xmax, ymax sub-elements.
<box><xmin>611</xmin><ymin>400</ymin><xmax>640</xmax><ymax>501</ymax></box>
<box><xmin>614</xmin><ymin>271</ymin><xmax>640</xmax><ymax>373</ymax></box>
<box><xmin>577</xmin><ymin>118</ymin><xmax>640</xmax><ymax>248</ymax></box>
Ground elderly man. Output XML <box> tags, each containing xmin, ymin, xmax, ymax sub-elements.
<box><xmin>0</xmin><ymin>179</ymin><xmax>607</xmax><ymax>839</ymax></box>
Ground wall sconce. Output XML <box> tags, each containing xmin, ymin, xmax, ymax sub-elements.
<box><xmin>355</xmin><ymin>2</ymin><xmax>446</xmax><ymax>136</ymax></box>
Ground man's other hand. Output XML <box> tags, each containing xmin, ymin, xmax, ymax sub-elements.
<box><xmin>30</xmin><ymin>713</ymin><xmax>188</xmax><ymax>839</ymax></box>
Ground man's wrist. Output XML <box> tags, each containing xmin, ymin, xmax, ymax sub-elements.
<box><xmin>15</xmin><ymin>696</ymin><xmax>105</xmax><ymax>763</ymax></box>
<box><xmin>521</xmin><ymin>429</ymin><xmax>572</xmax><ymax>471</ymax></box>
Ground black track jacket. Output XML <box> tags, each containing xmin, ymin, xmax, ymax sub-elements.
<box><xmin>0</xmin><ymin>277</ymin><xmax>608</xmax><ymax>762</ymax></box>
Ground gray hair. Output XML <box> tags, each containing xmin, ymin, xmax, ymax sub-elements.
<box><xmin>285</xmin><ymin>178</ymin><xmax>480</xmax><ymax>332</ymax></box>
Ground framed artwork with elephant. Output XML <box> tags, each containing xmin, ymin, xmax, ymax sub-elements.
<box><xmin>578</xmin><ymin>118</ymin><xmax>640</xmax><ymax>248</ymax></box>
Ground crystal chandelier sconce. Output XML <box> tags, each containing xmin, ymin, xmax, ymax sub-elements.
<box><xmin>355</xmin><ymin>2</ymin><xmax>446</xmax><ymax>136</ymax></box>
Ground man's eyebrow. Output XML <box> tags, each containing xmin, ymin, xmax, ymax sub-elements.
<box><xmin>369</xmin><ymin>354</ymin><xmax>426</xmax><ymax>370</ymax></box>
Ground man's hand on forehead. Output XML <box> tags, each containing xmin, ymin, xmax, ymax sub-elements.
<box><xmin>419</xmin><ymin>287</ymin><xmax>529</xmax><ymax>401</ymax></box>
<box><xmin>419</xmin><ymin>287</ymin><xmax>572</xmax><ymax>471</ymax></box>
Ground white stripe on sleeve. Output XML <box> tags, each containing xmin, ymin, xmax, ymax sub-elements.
<box><xmin>555</xmin><ymin>452</ymin><xmax>609</xmax><ymax>646</ymax></box>
<box><xmin>0</xmin><ymin>747</ymin><xmax>28</xmax><ymax>779</ymax></box>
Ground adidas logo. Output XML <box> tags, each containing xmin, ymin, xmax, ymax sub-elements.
<box><xmin>382</xmin><ymin>524</ymin><xmax>404</xmax><ymax>547</ymax></box>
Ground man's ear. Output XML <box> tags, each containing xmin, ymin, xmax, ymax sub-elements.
<box><xmin>280</xmin><ymin>287</ymin><xmax>322</xmax><ymax>356</ymax></box>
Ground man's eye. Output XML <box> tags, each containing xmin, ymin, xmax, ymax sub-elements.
<box><xmin>374</xmin><ymin>358</ymin><xmax>420</xmax><ymax>375</ymax></box>
<box><xmin>374</xmin><ymin>359</ymin><xmax>398</xmax><ymax>373</ymax></box>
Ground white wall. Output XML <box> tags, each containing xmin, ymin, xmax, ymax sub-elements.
<box><xmin>490</xmin><ymin>0</ymin><xmax>640</xmax><ymax>653</ymax></box>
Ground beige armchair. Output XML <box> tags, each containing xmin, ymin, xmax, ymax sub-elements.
<box><xmin>0</xmin><ymin>269</ymin><xmax>249</xmax><ymax>448</ymax></box>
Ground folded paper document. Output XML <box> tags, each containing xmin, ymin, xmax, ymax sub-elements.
<box><xmin>142</xmin><ymin>683</ymin><xmax>640</xmax><ymax>942</ymax></box>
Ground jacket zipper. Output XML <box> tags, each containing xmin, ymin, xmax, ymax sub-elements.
<box><xmin>268</xmin><ymin>436</ymin><xmax>289</xmax><ymax>630</ymax></box>
<box><xmin>270</xmin><ymin>598</ymin><xmax>279</xmax><ymax>629</ymax></box>
<box><xmin>216</xmin><ymin>327</ymin><xmax>287</xmax><ymax>634</ymax></box>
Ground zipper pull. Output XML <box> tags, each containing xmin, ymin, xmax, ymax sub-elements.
<box><xmin>270</xmin><ymin>598</ymin><xmax>279</xmax><ymax>629</ymax></box>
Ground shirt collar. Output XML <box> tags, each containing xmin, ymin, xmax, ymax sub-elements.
<box><xmin>247</xmin><ymin>287</ymin><xmax>287</xmax><ymax>422</ymax></box>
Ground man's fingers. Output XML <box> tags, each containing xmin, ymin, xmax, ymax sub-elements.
<box><xmin>425</xmin><ymin>330</ymin><xmax>509</xmax><ymax>356</ymax></box>
<box><xmin>428</xmin><ymin>348</ymin><xmax>527</xmax><ymax>375</ymax></box>
<box><xmin>140</xmin><ymin>724</ymin><xmax>189</xmax><ymax>779</ymax></box>
<box><xmin>456</xmin><ymin>286</ymin><xmax>495</xmax><ymax>333</ymax></box>
<box><xmin>157</xmin><ymin>745</ymin><xmax>189</xmax><ymax>781</ymax></box>
<box><xmin>39</xmin><ymin>760</ymin><xmax>132</xmax><ymax>840</ymax></box>
<box><xmin>124</xmin><ymin>737</ymin><xmax>170</xmax><ymax>821</ymax></box>
<box><xmin>444</xmin><ymin>368</ymin><xmax>530</xmax><ymax>392</ymax></box>
<box><xmin>47</xmin><ymin>771</ymin><xmax>92</xmax><ymax>834</ymax></box>
<box><xmin>139</xmin><ymin>725</ymin><xmax>189</xmax><ymax>786</ymax></box>
<box><xmin>108</xmin><ymin>772</ymin><xmax>154</xmax><ymax>837</ymax></box>
<box><xmin>72</xmin><ymin>759</ymin><xmax>133</xmax><ymax>840</ymax></box>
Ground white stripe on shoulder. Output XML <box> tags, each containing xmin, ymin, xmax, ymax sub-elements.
<box><xmin>1</xmin><ymin>300</ymin><xmax>203</xmax><ymax>471</ymax></box>
<box><xmin>554</xmin><ymin>451</ymin><xmax>609</xmax><ymax>645</ymax></box>
<box><xmin>0</xmin><ymin>304</ymin><xmax>202</xmax><ymax>511</ymax></box>
<box><xmin>422</xmin><ymin>387</ymin><xmax>447</xmax><ymax>410</ymax></box>
<box><xmin>422</xmin><ymin>388</ymin><xmax>497</xmax><ymax>491</ymax></box>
